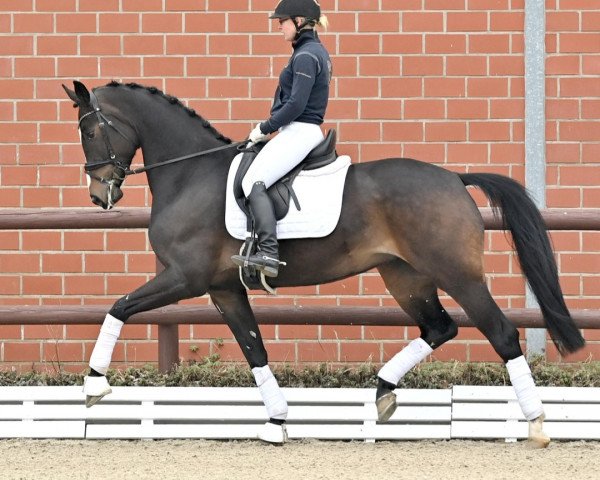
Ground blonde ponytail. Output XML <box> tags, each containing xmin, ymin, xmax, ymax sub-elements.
<box><xmin>317</xmin><ymin>14</ymin><xmax>329</xmax><ymax>31</ymax></box>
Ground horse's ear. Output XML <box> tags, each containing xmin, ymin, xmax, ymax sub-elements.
<box><xmin>63</xmin><ymin>80</ymin><xmax>91</xmax><ymax>107</ymax></box>
<box><xmin>73</xmin><ymin>80</ymin><xmax>91</xmax><ymax>105</ymax></box>
<box><xmin>62</xmin><ymin>83</ymin><xmax>79</xmax><ymax>107</ymax></box>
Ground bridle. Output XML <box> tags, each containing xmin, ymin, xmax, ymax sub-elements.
<box><xmin>78</xmin><ymin>90</ymin><xmax>245</xmax><ymax>197</ymax></box>
<box><xmin>78</xmin><ymin>90</ymin><xmax>137</xmax><ymax>188</ymax></box>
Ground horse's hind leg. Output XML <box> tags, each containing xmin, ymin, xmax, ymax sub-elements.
<box><xmin>375</xmin><ymin>260</ymin><xmax>458</xmax><ymax>422</ymax></box>
<box><xmin>446</xmin><ymin>280</ymin><xmax>550</xmax><ymax>447</ymax></box>
<box><xmin>209</xmin><ymin>287</ymin><xmax>288</xmax><ymax>444</ymax></box>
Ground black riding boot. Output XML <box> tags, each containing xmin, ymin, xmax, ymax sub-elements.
<box><xmin>231</xmin><ymin>181</ymin><xmax>281</xmax><ymax>277</ymax></box>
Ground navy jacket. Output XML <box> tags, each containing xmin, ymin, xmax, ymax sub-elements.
<box><xmin>260</xmin><ymin>30</ymin><xmax>332</xmax><ymax>135</ymax></box>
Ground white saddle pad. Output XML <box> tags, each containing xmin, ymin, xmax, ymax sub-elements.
<box><xmin>225</xmin><ymin>154</ymin><xmax>351</xmax><ymax>240</ymax></box>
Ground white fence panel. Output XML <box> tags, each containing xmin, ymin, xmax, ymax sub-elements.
<box><xmin>0</xmin><ymin>386</ymin><xmax>597</xmax><ymax>441</ymax></box>
<box><xmin>0</xmin><ymin>421</ymin><xmax>85</xmax><ymax>439</ymax></box>
<box><xmin>0</xmin><ymin>386</ymin><xmax>452</xmax><ymax>441</ymax></box>
<box><xmin>451</xmin><ymin>386</ymin><xmax>600</xmax><ymax>441</ymax></box>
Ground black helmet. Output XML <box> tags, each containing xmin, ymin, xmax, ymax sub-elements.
<box><xmin>269</xmin><ymin>0</ymin><xmax>321</xmax><ymax>22</ymax></box>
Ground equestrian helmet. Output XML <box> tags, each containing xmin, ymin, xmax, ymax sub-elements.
<box><xmin>269</xmin><ymin>0</ymin><xmax>321</xmax><ymax>22</ymax></box>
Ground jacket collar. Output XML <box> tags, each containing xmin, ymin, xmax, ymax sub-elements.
<box><xmin>293</xmin><ymin>29</ymin><xmax>318</xmax><ymax>49</ymax></box>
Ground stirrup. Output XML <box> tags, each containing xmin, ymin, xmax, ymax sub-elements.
<box><xmin>233</xmin><ymin>240</ymin><xmax>286</xmax><ymax>295</ymax></box>
<box><xmin>254</xmin><ymin>254</ymin><xmax>286</xmax><ymax>278</ymax></box>
<box><xmin>231</xmin><ymin>249</ymin><xmax>286</xmax><ymax>277</ymax></box>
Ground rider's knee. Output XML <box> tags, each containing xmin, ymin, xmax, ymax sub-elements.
<box><xmin>242</xmin><ymin>174</ymin><xmax>260</xmax><ymax>197</ymax></box>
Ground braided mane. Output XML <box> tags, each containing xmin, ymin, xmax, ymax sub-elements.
<box><xmin>104</xmin><ymin>81</ymin><xmax>232</xmax><ymax>144</ymax></box>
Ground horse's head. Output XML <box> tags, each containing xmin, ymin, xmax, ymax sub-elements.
<box><xmin>63</xmin><ymin>81</ymin><xmax>139</xmax><ymax>210</ymax></box>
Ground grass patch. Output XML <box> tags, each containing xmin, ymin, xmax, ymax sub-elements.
<box><xmin>1</xmin><ymin>355</ymin><xmax>599</xmax><ymax>388</ymax></box>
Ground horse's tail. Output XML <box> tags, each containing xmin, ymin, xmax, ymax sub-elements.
<box><xmin>460</xmin><ymin>173</ymin><xmax>585</xmax><ymax>355</ymax></box>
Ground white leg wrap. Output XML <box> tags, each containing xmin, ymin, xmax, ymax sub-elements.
<box><xmin>506</xmin><ymin>355</ymin><xmax>544</xmax><ymax>421</ymax></box>
<box><xmin>378</xmin><ymin>338</ymin><xmax>433</xmax><ymax>385</ymax></box>
<box><xmin>89</xmin><ymin>314</ymin><xmax>124</xmax><ymax>375</ymax></box>
<box><xmin>252</xmin><ymin>365</ymin><xmax>288</xmax><ymax>420</ymax></box>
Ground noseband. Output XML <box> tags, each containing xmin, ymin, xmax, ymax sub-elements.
<box><xmin>78</xmin><ymin>90</ymin><xmax>137</xmax><ymax>188</ymax></box>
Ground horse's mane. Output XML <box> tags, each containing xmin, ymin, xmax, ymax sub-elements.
<box><xmin>103</xmin><ymin>81</ymin><xmax>233</xmax><ymax>144</ymax></box>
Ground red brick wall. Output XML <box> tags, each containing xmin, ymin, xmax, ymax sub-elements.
<box><xmin>0</xmin><ymin>1</ymin><xmax>599</xmax><ymax>371</ymax></box>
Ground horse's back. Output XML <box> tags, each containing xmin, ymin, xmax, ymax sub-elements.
<box><xmin>346</xmin><ymin>157</ymin><xmax>480</xmax><ymax>215</ymax></box>
<box><xmin>337</xmin><ymin>157</ymin><xmax>486</xmax><ymax>279</ymax></box>
<box><xmin>350</xmin><ymin>157</ymin><xmax>464</xmax><ymax>188</ymax></box>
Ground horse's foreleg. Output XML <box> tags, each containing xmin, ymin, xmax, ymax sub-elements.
<box><xmin>84</xmin><ymin>267</ymin><xmax>192</xmax><ymax>407</ymax></box>
<box><xmin>209</xmin><ymin>287</ymin><xmax>288</xmax><ymax>444</ymax></box>
<box><xmin>447</xmin><ymin>281</ymin><xmax>550</xmax><ymax>448</ymax></box>
<box><xmin>376</xmin><ymin>261</ymin><xmax>458</xmax><ymax>421</ymax></box>
<box><xmin>83</xmin><ymin>312</ymin><xmax>123</xmax><ymax>406</ymax></box>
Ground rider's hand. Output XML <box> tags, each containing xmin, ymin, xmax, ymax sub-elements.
<box><xmin>249</xmin><ymin>124</ymin><xmax>269</xmax><ymax>144</ymax></box>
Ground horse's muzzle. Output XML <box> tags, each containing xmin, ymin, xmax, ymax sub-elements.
<box><xmin>90</xmin><ymin>194</ymin><xmax>107</xmax><ymax>209</ymax></box>
<box><xmin>90</xmin><ymin>185</ymin><xmax>123</xmax><ymax>210</ymax></box>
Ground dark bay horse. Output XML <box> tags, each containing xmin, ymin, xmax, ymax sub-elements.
<box><xmin>63</xmin><ymin>80</ymin><xmax>584</xmax><ymax>446</ymax></box>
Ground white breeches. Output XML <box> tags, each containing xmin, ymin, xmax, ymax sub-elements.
<box><xmin>242</xmin><ymin>121</ymin><xmax>324</xmax><ymax>196</ymax></box>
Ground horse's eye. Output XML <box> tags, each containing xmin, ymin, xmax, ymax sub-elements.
<box><xmin>85</xmin><ymin>131</ymin><xmax>95</xmax><ymax>140</ymax></box>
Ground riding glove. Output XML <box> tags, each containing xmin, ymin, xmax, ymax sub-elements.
<box><xmin>249</xmin><ymin>124</ymin><xmax>269</xmax><ymax>144</ymax></box>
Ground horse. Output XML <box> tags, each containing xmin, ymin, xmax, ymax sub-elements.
<box><xmin>63</xmin><ymin>80</ymin><xmax>584</xmax><ymax>446</ymax></box>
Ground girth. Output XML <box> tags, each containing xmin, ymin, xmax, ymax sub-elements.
<box><xmin>233</xmin><ymin>129</ymin><xmax>337</xmax><ymax>229</ymax></box>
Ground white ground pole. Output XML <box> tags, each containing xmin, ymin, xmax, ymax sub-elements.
<box><xmin>524</xmin><ymin>0</ymin><xmax>547</xmax><ymax>358</ymax></box>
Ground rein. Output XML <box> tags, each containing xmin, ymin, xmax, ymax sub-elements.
<box><xmin>124</xmin><ymin>141</ymin><xmax>246</xmax><ymax>176</ymax></box>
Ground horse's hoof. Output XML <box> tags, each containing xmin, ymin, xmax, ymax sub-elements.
<box><xmin>376</xmin><ymin>391</ymin><xmax>397</xmax><ymax>422</ymax></box>
<box><xmin>85</xmin><ymin>394</ymin><xmax>111</xmax><ymax>408</ymax></box>
<box><xmin>528</xmin><ymin>414</ymin><xmax>551</xmax><ymax>448</ymax></box>
<box><xmin>257</xmin><ymin>421</ymin><xmax>288</xmax><ymax>445</ymax></box>
<box><xmin>83</xmin><ymin>375</ymin><xmax>112</xmax><ymax>408</ymax></box>
<box><xmin>528</xmin><ymin>433</ymin><xmax>551</xmax><ymax>449</ymax></box>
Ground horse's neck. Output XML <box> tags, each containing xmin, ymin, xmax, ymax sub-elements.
<box><xmin>142</xmin><ymin>146</ymin><xmax>233</xmax><ymax>209</ymax></box>
<box><xmin>138</xmin><ymin>118</ymin><xmax>227</xmax><ymax>171</ymax></box>
<box><xmin>133</xmin><ymin>101</ymin><xmax>233</xmax><ymax>194</ymax></box>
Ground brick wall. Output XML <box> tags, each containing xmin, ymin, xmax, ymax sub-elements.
<box><xmin>0</xmin><ymin>1</ymin><xmax>598</xmax><ymax>372</ymax></box>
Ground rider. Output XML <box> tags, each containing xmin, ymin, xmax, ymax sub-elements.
<box><xmin>231</xmin><ymin>0</ymin><xmax>332</xmax><ymax>278</ymax></box>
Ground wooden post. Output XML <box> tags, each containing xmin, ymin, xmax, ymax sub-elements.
<box><xmin>155</xmin><ymin>259</ymin><xmax>180</xmax><ymax>373</ymax></box>
<box><xmin>158</xmin><ymin>323</ymin><xmax>180</xmax><ymax>373</ymax></box>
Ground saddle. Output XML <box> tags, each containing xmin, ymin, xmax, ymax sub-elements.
<box><xmin>233</xmin><ymin>129</ymin><xmax>337</xmax><ymax>230</ymax></box>
<box><xmin>232</xmin><ymin>129</ymin><xmax>338</xmax><ymax>294</ymax></box>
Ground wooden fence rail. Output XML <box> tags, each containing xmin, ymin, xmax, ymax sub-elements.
<box><xmin>1</xmin><ymin>305</ymin><xmax>599</xmax><ymax>328</ymax></box>
<box><xmin>1</xmin><ymin>207</ymin><xmax>599</xmax><ymax>371</ymax></box>
<box><xmin>2</xmin><ymin>207</ymin><xmax>600</xmax><ymax>230</ymax></box>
